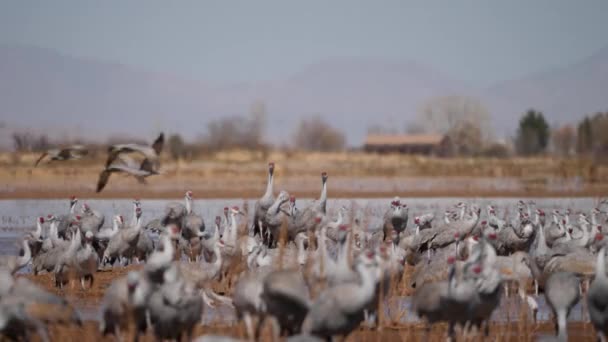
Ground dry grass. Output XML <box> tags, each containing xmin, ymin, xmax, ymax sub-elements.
<box><xmin>2</xmin><ymin>151</ymin><xmax>608</xmax><ymax>199</ymax></box>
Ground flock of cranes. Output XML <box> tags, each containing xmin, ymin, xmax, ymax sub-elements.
<box><xmin>6</xmin><ymin>156</ymin><xmax>608</xmax><ymax>340</ymax></box>
<box><xmin>33</xmin><ymin>133</ymin><xmax>165</xmax><ymax>193</ymax></box>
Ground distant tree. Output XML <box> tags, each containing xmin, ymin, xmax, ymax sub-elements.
<box><xmin>552</xmin><ymin>124</ymin><xmax>576</xmax><ymax>156</ymax></box>
<box><xmin>201</xmin><ymin>101</ymin><xmax>268</xmax><ymax>151</ymax></box>
<box><xmin>12</xmin><ymin>132</ymin><xmax>50</xmax><ymax>152</ymax></box>
<box><xmin>168</xmin><ymin>134</ymin><xmax>186</xmax><ymax>160</ymax></box>
<box><xmin>446</xmin><ymin>121</ymin><xmax>483</xmax><ymax>156</ymax></box>
<box><xmin>417</xmin><ymin>96</ymin><xmax>493</xmax><ymax>155</ymax></box>
<box><xmin>294</xmin><ymin>115</ymin><xmax>346</xmax><ymax>152</ymax></box>
<box><xmin>515</xmin><ymin>109</ymin><xmax>550</xmax><ymax>156</ymax></box>
<box><xmin>577</xmin><ymin>116</ymin><xmax>594</xmax><ymax>155</ymax></box>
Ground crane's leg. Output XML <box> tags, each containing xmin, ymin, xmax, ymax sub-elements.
<box><xmin>254</xmin><ymin>315</ymin><xmax>266</xmax><ymax>341</ymax></box>
<box><xmin>243</xmin><ymin>313</ymin><xmax>254</xmax><ymax>341</ymax></box>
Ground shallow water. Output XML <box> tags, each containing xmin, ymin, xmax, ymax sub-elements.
<box><xmin>0</xmin><ymin>197</ymin><xmax>601</xmax><ymax>324</ymax></box>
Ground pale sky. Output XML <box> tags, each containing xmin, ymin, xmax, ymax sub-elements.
<box><xmin>1</xmin><ymin>1</ymin><xmax>607</xmax><ymax>86</ymax></box>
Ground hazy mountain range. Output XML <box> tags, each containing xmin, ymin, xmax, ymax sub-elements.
<box><xmin>1</xmin><ymin>44</ymin><xmax>607</xmax><ymax>149</ymax></box>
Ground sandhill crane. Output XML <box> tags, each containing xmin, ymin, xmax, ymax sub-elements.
<box><xmin>105</xmin><ymin>132</ymin><xmax>164</xmax><ymax>171</ymax></box>
<box><xmin>544</xmin><ymin>272</ymin><xmax>580</xmax><ymax>341</ymax></box>
<box><xmin>0</xmin><ymin>270</ymin><xmax>81</xmax><ymax>335</ymax></box>
<box><xmin>144</xmin><ymin>190</ymin><xmax>192</xmax><ymax>234</ymax></box>
<box><xmin>143</xmin><ymin>227</ymin><xmax>180</xmax><ymax>284</ymax></box>
<box><xmin>96</xmin><ymin>153</ymin><xmax>161</xmax><ymax>192</ymax></box>
<box><xmin>233</xmin><ymin>263</ymin><xmax>276</xmax><ymax>340</ymax></box>
<box><xmin>0</xmin><ymin>296</ymin><xmax>49</xmax><ymax>342</ymax></box>
<box><xmin>33</xmin><ymin>218</ymin><xmax>70</xmax><ymax>275</ymax></box>
<box><xmin>288</xmin><ymin>196</ymin><xmax>318</xmax><ymax>241</ymax></box>
<box><xmin>0</xmin><ymin>239</ymin><xmax>31</xmax><ymax>274</ymax></box>
<box><xmin>414</xmin><ymin>212</ymin><xmax>435</xmax><ymax>231</ymax></box>
<box><xmin>253</xmin><ymin>162</ymin><xmax>275</xmax><ymax>240</ymax></box>
<box><xmin>147</xmin><ymin>264</ymin><xmax>203</xmax><ymax>341</ymax></box>
<box><xmin>53</xmin><ymin>226</ymin><xmax>82</xmax><ymax>288</ymax></box>
<box><xmin>130</xmin><ymin>198</ymin><xmax>141</xmax><ymax>226</ymax></box>
<box><xmin>102</xmin><ymin>207</ymin><xmax>143</xmax><ymax>265</ymax></box>
<box><xmin>305</xmin><ymin>172</ymin><xmax>328</xmax><ymax>216</ymax></box>
<box><xmin>99</xmin><ymin>271</ymin><xmax>150</xmax><ymax>339</ymax></box>
<box><xmin>382</xmin><ymin>198</ymin><xmax>408</xmax><ymax>241</ymax></box>
<box><xmin>412</xmin><ymin>256</ymin><xmax>454</xmax><ymax>335</ymax></box>
<box><xmin>444</xmin><ymin>258</ymin><xmax>481</xmax><ymax>339</ymax></box>
<box><xmin>179</xmin><ymin>239</ymin><xmax>225</xmax><ymax>289</ymax></box>
<box><xmin>133</xmin><ymin>228</ymin><xmax>154</xmax><ymax>263</ymax></box>
<box><xmin>323</xmin><ymin>206</ymin><xmax>349</xmax><ymax>242</ymax></box>
<box><xmin>262</xmin><ymin>269</ymin><xmax>311</xmax><ymax>337</ymax></box>
<box><xmin>181</xmin><ymin>191</ymin><xmax>206</xmax><ymax>240</ymax></box>
<box><xmin>95</xmin><ymin>215</ymin><xmax>123</xmax><ymax>254</ymax></box>
<box><xmin>28</xmin><ymin>217</ymin><xmax>44</xmax><ymax>241</ymax></box>
<box><xmin>56</xmin><ymin>196</ymin><xmax>79</xmax><ymax>238</ymax></box>
<box><xmin>301</xmin><ymin>251</ymin><xmax>379</xmax><ymax>339</ymax></box>
<box><xmin>34</xmin><ymin>145</ymin><xmax>88</xmax><ymax>167</ymax></box>
<box><xmin>74</xmin><ymin>231</ymin><xmax>99</xmax><ymax>289</ymax></box>
<box><xmin>265</xmin><ymin>190</ymin><xmax>291</xmax><ymax>247</ymax></box>
<box><xmin>80</xmin><ymin>202</ymin><xmax>104</xmax><ymax>234</ymax></box>
<box><xmin>588</xmin><ymin>246</ymin><xmax>608</xmax><ymax>340</ymax></box>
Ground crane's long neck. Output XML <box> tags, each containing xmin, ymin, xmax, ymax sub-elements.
<box><xmin>131</xmin><ymin>204</ymin><xmax>138</xmax><ymax>227</ymax></box>
<box><xmin>67</xmin><ymin>231</ymin><xmax>81</xmax><ymax>256</ymax></box>
<box><xmin>318</xmin><ymin>229</ymin><xmax>330</xmax><ymax>274</ymax></box>
<box><xmin>592</xmin><ymin>212</ymin><xmax>598</xmax><ymax>226</ymax></box>
<box><xmin>580</xmin><ymin>223</ymin><xmax>590</xmax><ymax>243</ymax></box>
<box><xmin>535</xmin><ymin>223</ymin><xmax>548</xmax><ymax>255</ymax></box>
<box><xmin>338</xmin><ymin>232</ymin><xmax>351</xmax><ymax>268</ymax></box>
<box><xmin>112</xmin><ymin>218</ymin><xmax>120</xmax><ymax>233</ymax></box>
<box><xmin>229</xmin><ymin>213</ymin><xmax>238</xmax><ymax>244</ymax></box>
<box><xmin>18</xmin><ymin>240</ymin><xmax>31</xmax><ymax>268</ymax></box>
<box><xmin>50</xmin><ymin>221</ymin><xmax>61</xmax><ymax>245</ymax></box>
<box><xmin>185</xmin><ymin>197</ymin><xmax>192</xmax><ymax>215</ymax></box>
<box><xmin>160</xmin><ymin>236</ymin><xmax>174</xmax><ymax>264</ymax></box>
<box><xmin>264</xmin><ymin>171</ymin><xmax>274</xmax><ymax>198</ymax></box>
<box><xmin>33</xmin><ymin>221</ymin><xmax>42</xmax><ymax>240</ymax></box>
<box><xmin>69</xmin><ymin>202</ymin><xmax>77</xmax><ymax>215</ymax></box>
<box><xmin>459</xmin><ymin>205</ymin><xmax>466</xmax><ymax>220</ymax></box>
<box><xmin>319</xmin><ymin>178</ymin><xmax>327</xmax><ymax>204</ymax></box>
<box><xmin>351</xmin><ymin>263</ymin><xmax>377</xmax><ymax>308</ymax></box>
<box><xmin>596</xmin><ymin>247</ymin><xmax>606</xmax><ymax>281</ymax></box>
<box><xmin>213</xmin><ymin>244</ymin><xmax>223</xmax><ymax>269</ymax></box>
<box><xmin>296</xmin><ymin>238</ymin><xmax>307</xmax><ymax>266</ymax></box>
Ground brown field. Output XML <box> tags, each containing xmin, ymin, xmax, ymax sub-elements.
<box><xmin>2</xmin><ymin>151</ymin><xmax>608</xmax><ymax>199</ymax></box>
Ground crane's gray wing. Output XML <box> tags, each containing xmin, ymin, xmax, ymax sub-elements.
<box><xmin>109</xmin><ymin>164</ymin><xmax>152</xmax><ymax>177</ymax></box>
<box><xmin>96</xmin><ymin>169</ymin><xmax>112</xmax><ymax>193</ymax></box>
<box><xmin>67</xmin><ymin>145</ymin><xmax>88</xmax><ymax>158</ymax></box>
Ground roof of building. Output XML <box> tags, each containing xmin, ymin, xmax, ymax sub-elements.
<box><xmin>364</xmin><ymin>134</ymin><xmax>445</xmax><ymax>146</ymax></box>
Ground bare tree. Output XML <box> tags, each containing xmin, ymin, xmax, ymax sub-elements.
<box><xmin>293</xmin><ymin>115</ymin><xmax>346</xmax><ymax>152</ymax></box>
<box><xmin>201</xmin><ymin>101</ymin><xmax>268</xmax><ymax>151</ymax></box>
<box><xmin>168</xmin><ymin>134</ymin><xmax>186</xmax><ymax>160</ymax></box>
<box><xmin>552</xmin><ymin>124</ymin><xmax>576</xmax><ymax>157</ymax></box>
<box><xmin>12</xmin><ymin>132</ymin><xmax>50</xmax><ymax>152</ymax></box>
<box><xmin>417</xmin><ymin>96</ymin><xmax>493</xmax><ymax>155</ymax></box>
